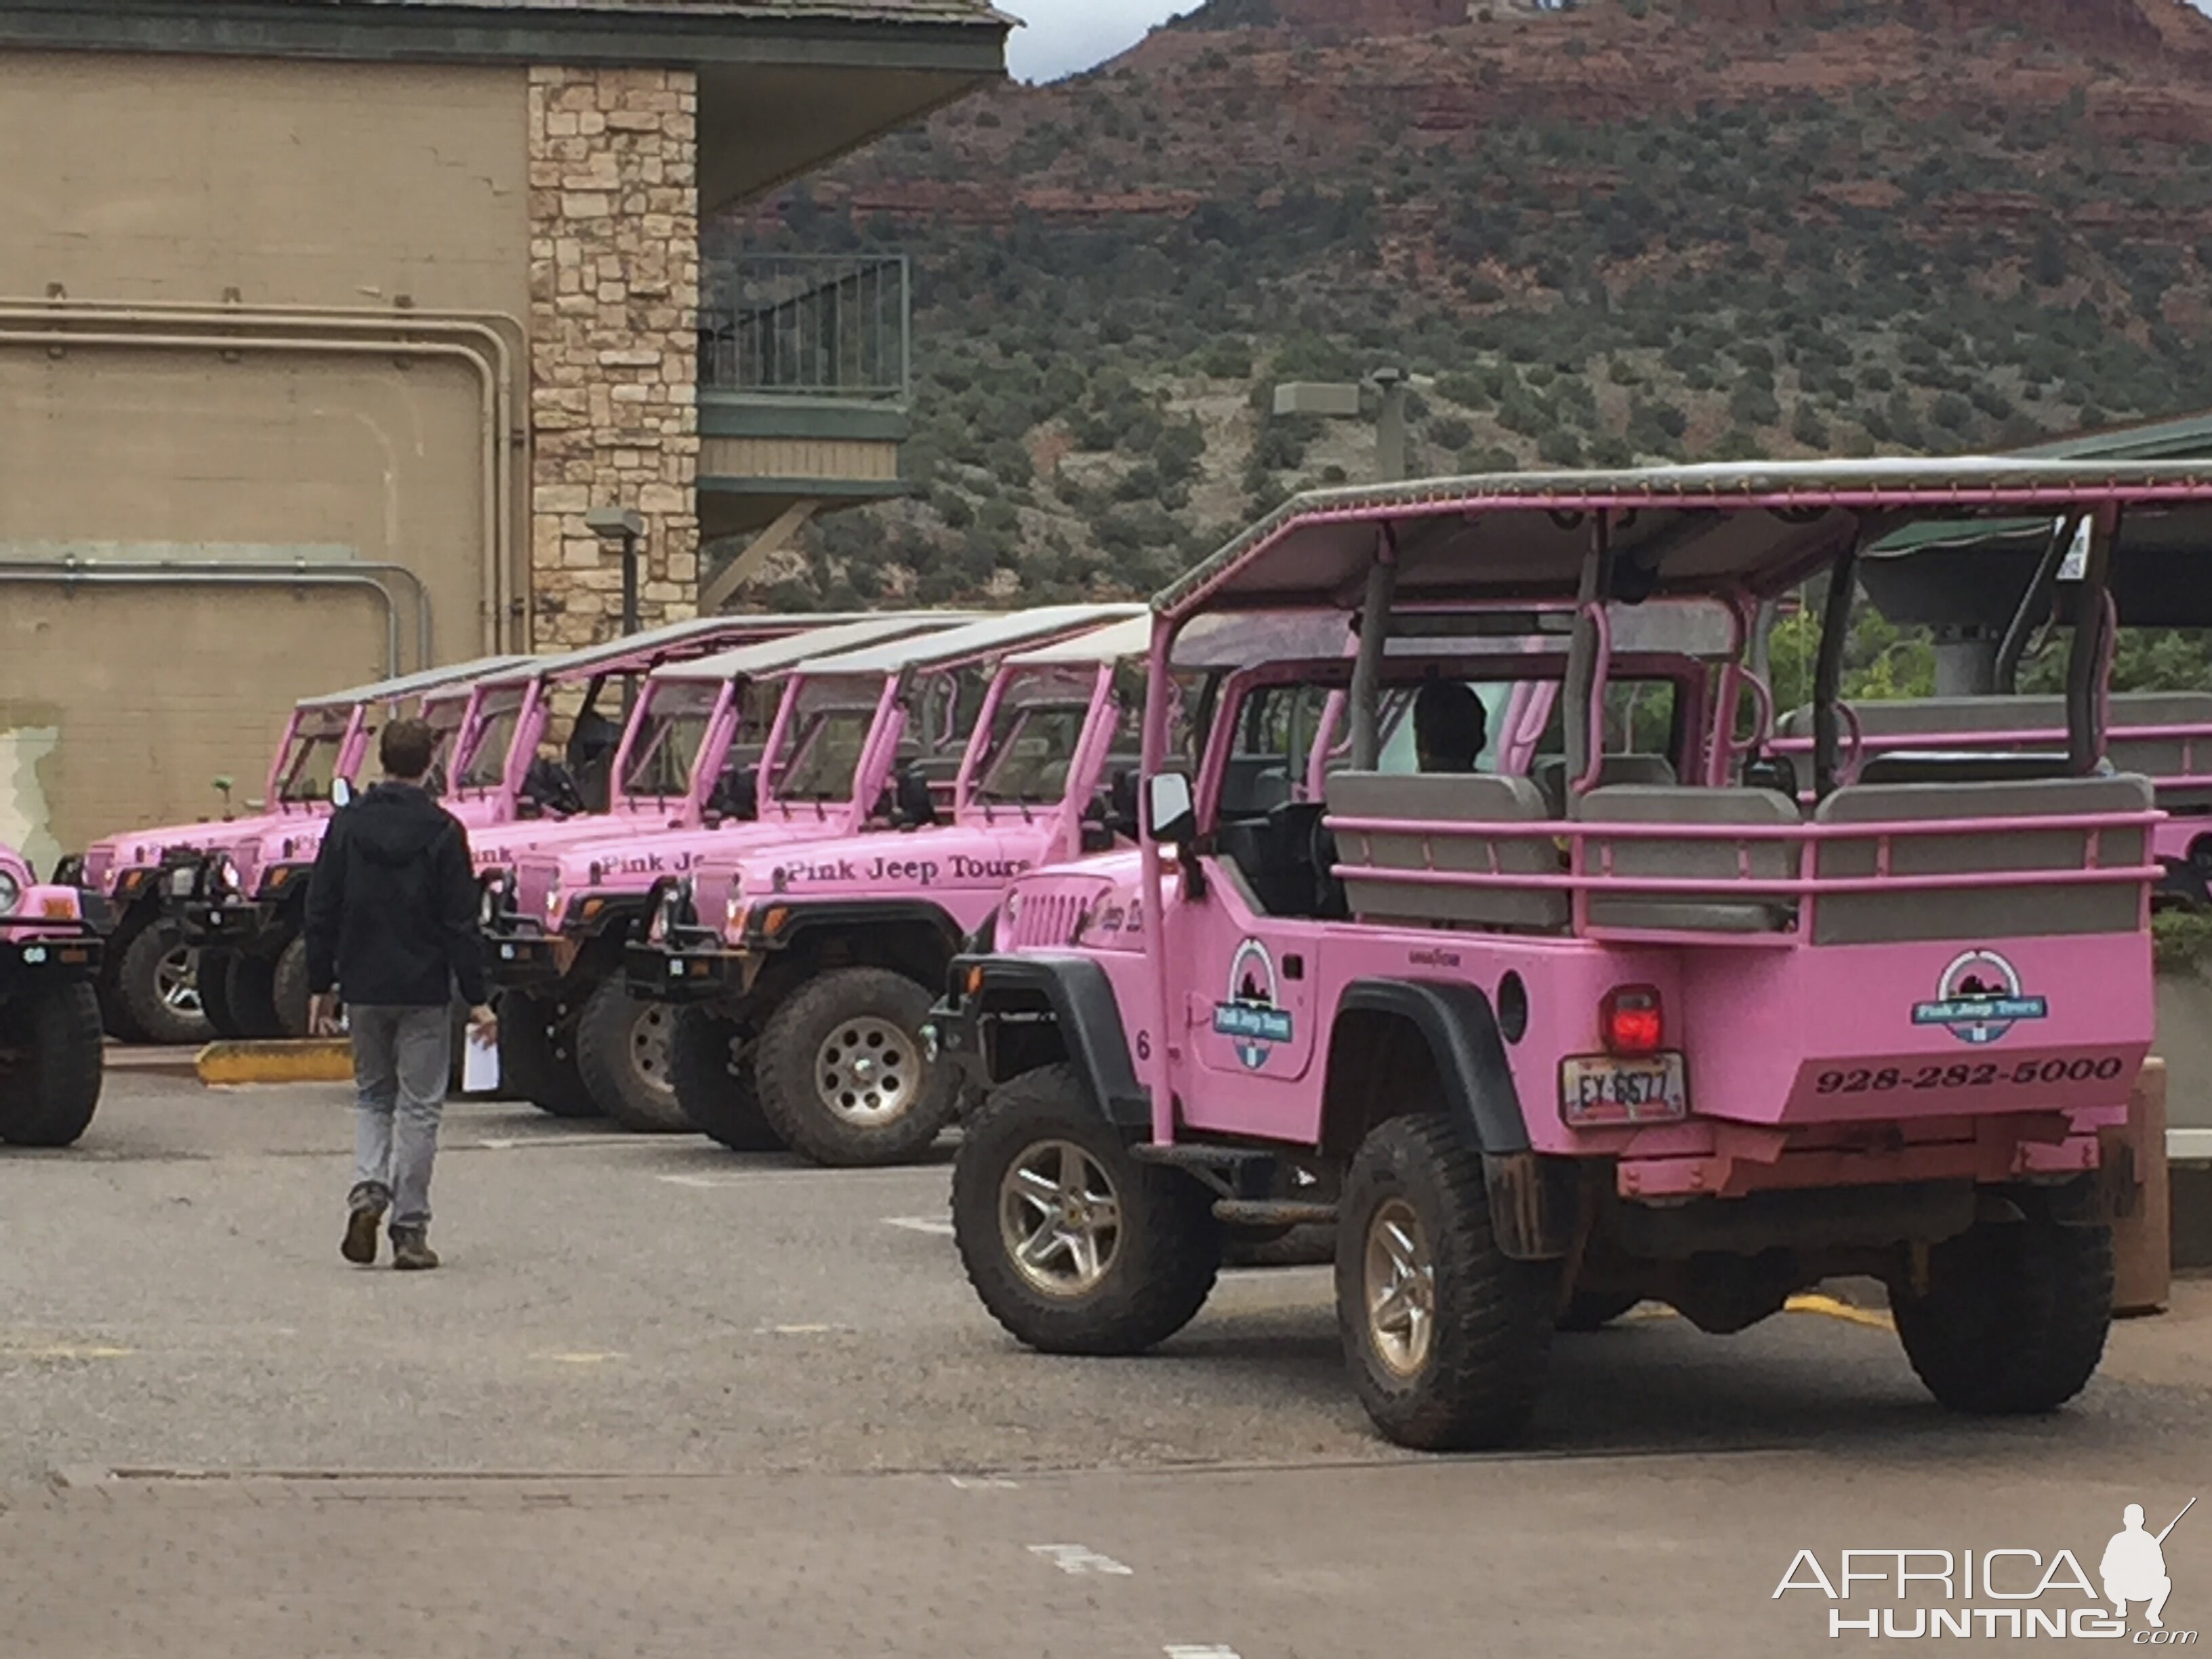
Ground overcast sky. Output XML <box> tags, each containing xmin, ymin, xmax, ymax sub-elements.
<box><xmin>1007</xmin><ymin>0</ymin><xmax>2212</xmax><ymax>82</ymax></box>
<box><xmin>1006</xmin><ymin>1</ymin><xmax>1186</xmax><ymax>83</ymax></box>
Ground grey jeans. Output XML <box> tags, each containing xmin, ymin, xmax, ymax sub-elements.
<box><xmin>348</xmin><ymin>1004</ymin><xmax>451</xmax><ymax>1229</ymax></box>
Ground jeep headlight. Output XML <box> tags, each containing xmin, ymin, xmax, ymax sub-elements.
<box><xmin>0</xmin><ymin>869</ymin><xmax>20</xmax><ymax>916</ymax></box>
<box><xmin>544</xmin><ymin>875</ymin><xmax>562</xmax><ymax>922</ymax></box>
<box><xmin>478</xmin><ymin>873</ymin><xmax>507</xmax><ymax>927</ymax></box>
<box><xmin>216</xmin><ymin>857</ymin><xmax>243</xmax><ymax>897</ymax></box>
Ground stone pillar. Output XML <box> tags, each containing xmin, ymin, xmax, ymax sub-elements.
<box><xmin>527</xmin><ymin>65</ymin><xmax>701</xmax><ymax>649</ymax></box>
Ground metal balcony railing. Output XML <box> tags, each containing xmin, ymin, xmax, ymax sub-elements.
<box><xmin>699</xmin><ymin>254</ymin><xmax>909</xmax><ymax>401</ymax></box>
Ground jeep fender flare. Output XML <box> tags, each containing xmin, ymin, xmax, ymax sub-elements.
<box><xmin>1331</xmin><ymin>978</ymin><xmax>1530</xmax><ymax>1153</ymax></box>
<box><xmin>1330</xmin><ymin>979</ymin><xmax>1573</xmax><ymax>1261</ymax></box>
<box><xmin>971</xmin><ymin>954</ymin><xmax>1149</xmax><ymax>1130</ymax></box>
<box><xmin>758</xmin><ymin>899</ymin><xmax>966</xmax><ymax>960</ymax></box>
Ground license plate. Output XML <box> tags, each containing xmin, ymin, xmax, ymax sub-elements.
<box><xmin>1561</xmin><ymin>1052</ymin><xmax>1688</xmax><ymax>1126</ymax></box>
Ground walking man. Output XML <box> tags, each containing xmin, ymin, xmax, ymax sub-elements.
<box><xmin>304</xmin><ymin>716</ymin><xmax>495</xmax><ymax>1270</ymax></box>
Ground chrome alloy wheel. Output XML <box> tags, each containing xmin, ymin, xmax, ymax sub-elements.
<box><xmin>1364</xmin><ymin>1197</ymin><xmax>1436</xmax><ymax>1378</ymax></box>
<box><xmin>159</xmin><ymin>946</ymin><xmax>203</xmax><ymax>1017</ymax></box>
<box><xmin>628</xmin><ymin>1001</ymin><xmax>676</xmax><ymax>1101</ymax></box>
<box><xmin>1000</xmin><ymin>1139</ymin><xmax>1124</xmax><ymax>1297</ymax></box>
<box><xmin>814</xmin><ymin>1016</ymin><xmax>920</xmax><ymax>1125</ymax></box>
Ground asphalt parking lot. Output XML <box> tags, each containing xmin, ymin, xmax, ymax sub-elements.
<box><xmin>3</xmin><ymin>1063</ymin><xmax>2209</xmax><ymax>1658</ymax></box>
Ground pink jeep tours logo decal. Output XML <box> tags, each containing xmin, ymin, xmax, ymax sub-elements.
<box><xmin>1911</xmin><ymin>948</ymin><xmax>2049</xmax><ymax>1046</ymax></box>
<box><xmin>1211</xmin><ymin>937</ymin><xmax>1291</xmax><ymax>1071</ymax></box>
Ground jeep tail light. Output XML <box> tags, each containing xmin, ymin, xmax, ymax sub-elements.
<box><xmin>1601</xmin><ymin>985</ymin><xmax>1663</xmax><ymax>1057</ymax></box>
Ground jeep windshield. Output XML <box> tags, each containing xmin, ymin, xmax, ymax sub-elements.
<box><xmin>766</xmin><ymin>680</ymin><xmax>881</xmax><ymax>804</ymax></box>
<box><xmin>968</xmin><ymin>665</ymin><xmax>1132</xmax><ymax>809</ymax></box>
<box><xmin>453</xmin><ymin>687</ymin><xmax>527</xmax><ymax>797</ymax></box>
<box><xmin>272</xmin><ymin>712</ymin><xmax>348</xmax><ymax>804</ymax></box>
<box><xmin>619</xmin><ymin>680</ymin><xmax>720</xmax><ymax>804</ymax></box>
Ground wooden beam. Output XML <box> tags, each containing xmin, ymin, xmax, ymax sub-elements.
<box><xmin>701</xmin><ymin>498</ymin><xmax>821</xmax><ymax>611</ymax></box>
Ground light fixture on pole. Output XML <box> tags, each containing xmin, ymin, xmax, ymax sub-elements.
<box><xmin>1271</xmin><ymin>367</ymin><xmax>1412</xmax><ymax>483</ymax></box>
<box><xmin>584</xmin><ymin>506</ymin><xmax>646</xmax><ymax>639</ymax></box>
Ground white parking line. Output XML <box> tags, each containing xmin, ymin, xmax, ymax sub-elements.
<box><xmin>947</xmin><ymin>1475</ymin><xmax>1019</xmax><ymax>1490</ymax></box>
<box><xmin>883</xmin><ymin>1214</ymin><xmax>956</xmax><ymax>1237</ymax></box>
<box><xmin>1027</xmin><ymin>1543</ymin><xmax>1133</xmax><ymax>1576</ymax></box>
<box><xmin>473</xmin><ymin>1134</ymin><xmax>653</xmax><ymax>1151</ymax></box>
<box><xmin>1164</xmin><ymin>1647</ymin><xmax>1243</xmax><ymax>1658</ymax></box>
<box><xmin>657</xmin><ymin>1168</ymin><xmax>938</xmax><ymax>1189</ymax></box>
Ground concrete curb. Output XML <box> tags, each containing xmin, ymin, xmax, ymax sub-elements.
<box><xmin>194</xmin><ymin>1039</ymin><xmax>354</xmax><ymax>1086</ymax></box>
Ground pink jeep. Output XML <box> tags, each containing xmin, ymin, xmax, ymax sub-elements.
<box><xmin>484</xmin><ymin>607</ymin><xmax>1134</xmax><ymax>1130</ymax></box>
<box><xmin>1770</xmin><ymin>695</ymin><xmax>2212</xmax><ymax>905</ymax></box>
<box><xmin>71</xmin><ymin>654</ymin><xmax>525</xmax><ymax>1045</ymax></box>
<box><xmin>936</xmin><ymin>459</ymin><xmax>2192</xmax><ymax>1451</ymax></box>
<box><xmin>169</xmin><ymin>617</ymin><xmax>880</xmax><ymax>1041</ymax></box>
<box><xmin>0</xmin><ymin>844</ymin><xmax>104</xmax><ymax>1147</ymax></box>
<box><xmin>169</xmin><ymin>655</ymin><xmax>533</xmax><ymax>1040</ymax></box>
<box><xmin>624</xmin><ymin>611</ymin><xmax>1158</xmax><ymax>1164</ymax></box>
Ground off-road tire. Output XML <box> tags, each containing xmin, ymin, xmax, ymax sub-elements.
<box><xmin>114</xmin><ymin>918</ymin><xmax>210</xmax><ymax>1046</ymax></box>
<box><xmin>0</xmin><ymin>982</ymin><xmax>104</xmax><ymax>1146</ymax></box>
<box><xmin>952</xmin><ymin>1063</ymin><xmax>1221</xmax><ymax>1355</ymax></box>
<box><xmin>197</xmin><ymin>949</ymin><xmax>243</xmax><ymax>1038</ymax></box>
<box><xmin>270</xmin><ymin>935</ymin><xmax>312</xmax><ymax>1040</ymax></box>
<box><xmin>671</xmin><ymin>1008</ymin><xmax>782</xmax><ymax>1151</ymax></box>
<box><xmin>1336</xmin><ymin>1115</ymin><xmax>1557</xmax><ymax>1451</ymax></box>
<box><xmin>499</xmin><ymin>991</ymin><xmax>599</xmax><ymax>1118</ymax></box>
<box><xmin>100</xmin><ymin>914</ymin><xmax>153</xmax><ymax>1042</ymax></box>
<box><xmin>754</xmin><ymin>967</ymin><xmax>960</xmax><ymax>1166</ymax></box>
<box><xmin>222</xmin><ymin>951</ymin><xmax>286</xmax><ymax>1041</ymax></box>
<box><xmin>1891</xmin><ymin>1197</ymin><xmax>2113</xmax><ymax>1414</ymax></box>
<box><xmin>1557</xmin><ymin>1291</ymin><xmax>1643</xmax><ymax>1332</ymax></box>
<box><xmin>574</xmin><ymin>981</ymin><xmax>690</xmax><ymax>1132</ymax></box>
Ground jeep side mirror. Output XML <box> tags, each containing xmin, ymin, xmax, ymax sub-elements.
<box><xmin>1143</xmin><ymin>772</ymin><xmax>1195</xmax><ymax>846</ymax></box>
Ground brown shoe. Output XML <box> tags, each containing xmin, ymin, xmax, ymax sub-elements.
<box><xmin>390</xmin><ymin>1227</ymin><xmax>440</xmax><ymax>1271</ymax></box>
<box><xmin>342</xmin><ymin>1193</ymin><xmax>388</xmax><ymax>1265</ymax></box>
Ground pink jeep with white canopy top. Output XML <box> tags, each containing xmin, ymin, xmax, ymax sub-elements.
<box><xmin>935</xmin><ymin>457</ymin><xmax>2199</xmax><ymax>1452</ymax></box>
<box><xmin>0</xmin><ymin>840</ymin><xmax>104</xmax><ymax>1147</ymax></box>
<box><xmin>480</xmin><ymin>610</ymin><xmax>1053</xmax><ymax>1128</ymax></box>
<box><xmin>70</xmin><ymin>653</ymin><xmax>525</xmax><ymax>1046</ymax></box>
<box><xmin>167</xmin><ymin>654</ymin><xmax>533</xmax><ymax>1042</ymax></box>
<box><xmin>1765</xmin><ymin>512</ymin><xmax>2212</xmax><ymax>906</ymax></box>
<box><xmin>624</xmin><ymin>608</ymin><xmax>1155</xmax><ymax>1165</ymax></box>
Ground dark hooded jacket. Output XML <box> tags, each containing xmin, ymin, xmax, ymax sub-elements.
<box><xmin>304</xmin><ymin>781</ymin><xmax>487</xmax><ymax>1008</ymax></box>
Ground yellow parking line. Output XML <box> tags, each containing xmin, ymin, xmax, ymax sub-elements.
<box><xmin>1784</xmin><ymin>1292</ymin><xmax>1894</xmax><ymax>1331</ymax></box>
<box><xmin>1610</xmin><ymin>1296</ymin><xmax>1892</xmax><ymax>1332</ymax></box>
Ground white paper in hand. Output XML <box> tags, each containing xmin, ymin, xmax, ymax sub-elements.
<box><xmin>462</xmin><ymin>1029</ymin><xmax>500</xmax><ymax>1094</ymax></box>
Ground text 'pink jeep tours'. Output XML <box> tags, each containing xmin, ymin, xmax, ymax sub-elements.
<box><xmin>933</xmin><ymin>458</ymin><xmax>2196</xmax><ymax>1452</ymax></box>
